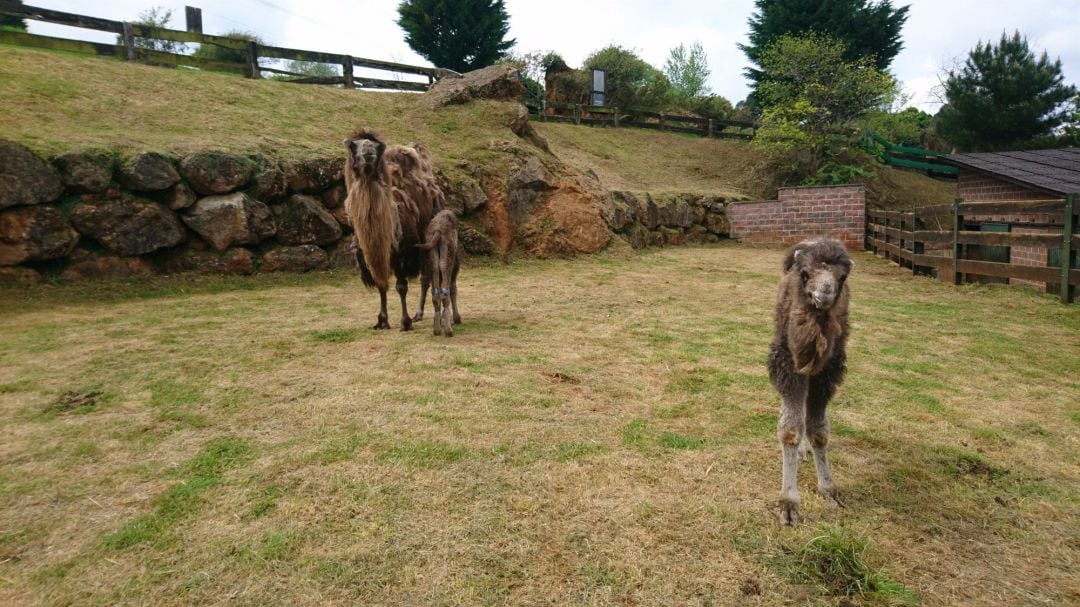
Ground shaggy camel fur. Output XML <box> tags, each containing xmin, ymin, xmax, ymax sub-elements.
<box><xmin>405</xmin><ymin>141</ymin><xmax>445</xmax><ymax>321</ymax></box>
<box><xmin>416</xmin><ymin>209</ymin><xmax>461</xmax><ymax>337</ymax></box>
<box><xmin>767</xmin><ymin>238</ymin><xmax>853</xmax><ymax>526</ymax></box>
<box><xmin>343</xmin><ymin>128</ymin><xmax>440</xmax><ymax>330</ymax></box>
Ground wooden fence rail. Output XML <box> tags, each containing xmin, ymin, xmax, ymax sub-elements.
<box><xmin>526</xmin><ymin>100</ymin><xmax>757</xmax><ymax>141</ymax></box>
<box><xmin>866</xmin><ymin>195</ymin><xmax>1078</xmax><ymax>303</ymax></box>
<box><xmin>0</xmin><ymin>1</ymin><xmax>452</xmax><ymax>90</ymax></box>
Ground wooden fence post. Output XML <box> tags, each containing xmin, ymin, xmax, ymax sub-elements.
<box><xmin>246</xmin><ymin>41</ymin><xmax>259</xmax><ymax>78</ymax></box>
<box><xmin>121</xmin><ymin>22</ymin><xmax>136</xmax><ymax>61</ymax></box>
<box><xmin>342</xmin><ymin>55</ymin><xmax>354</xmax><ymax>88</ymax></box>
<box><xmin>707</xmin><ymin>118</ymin><xmax>715</xmax><ymax>138</ymax></box>
<box><xmin>612</xmin><ymin>107</ymin><xmax>618</xmax><ymax>127</ymax></box>
<box><xmin>1061</xmin><ymin>193</ymin><xmax>1076</xmax><ymax>303</ymax></box>
<box><xmin>185</xmin><ymin>6</ymin><xmax>202</xmax><ymax>33</ymax></box>
<box><xmin>659</xmin><ymin>112</ymin><xmax>666</xmax><ymax>131</ymax></box>
<box><xmin>574</xmin><ymin>104</ymin><xmax>581</xmax><ymax>125</ymax></box>
<box><xmin>912</xmin><ymin>203</ymin><xmax>922</xmax><ymax>276</ymax></box>
<box><xmin>540</xmin><ymin>99</ymin><xmax>546</xmax><ymax>122</ymax></box>
<box><xmin>952</xmin><ymin>198</ymin><xmax>963</xmax><ymax>285</ymax></box>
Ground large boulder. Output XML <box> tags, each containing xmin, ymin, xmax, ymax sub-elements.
<box><xmin>0</xmin><ymin>206</ymin><xmax>79</xmax><ymax>265</ymax></box>
<box><xmin>458</xmin><ymin>222</ymin><xmax>496</xmax><ymax>256</ymax></box>
<box><xmin>0</xmin><ymin>141</ymin><xmax>64</xmax><ymax>208</ymax></box>
<box><xmin>0</xmin><ymin>266</ymin><xmax>42</xmax><ymax>285</ymax></box>
<box><xmin>160</xmin><ymin>247</ymin><xmax>255</xmax><ymax>275</ymax></box>
<box><xmin>163</xmin><ymin>183</ymin><xmax>198</xmax><ymax>211</ymax></box>
<box><xmin>250</xmin><ymin>164</ymin><xmax>289</xmax><ymax>201</ymax></box>
<box><xmin>423</xmin><ymin>63</ymin><xmax>524</xmax><ymax>108</ymax></box>
<box><xmin>519</xmin><ymin>183</ymin><xmax>611</xmax><ymax>258</ymax></box>
<box><xmin>261</xmin><ymin>244</ymin><xmax>328</xmax><ymax>272</ymax></box>
<box><xmin>70</xmin><ymin>198</ymin><xmax>185</xmax><ymax>256</ymax></box>
<box><xmin>604</xmin><ymin>191</ymin><xmax>639</xmax><ymax>232</ymax></box>
<box><xmin>703</xmin><ymin>210</ymin><xmax>729</xmax><ymax>235</ymax></box>
<box><xmin>273</xmin><ymin>195</ymin><xmax>342</xmax><ymax>246</ymax></box>
<box><xmin>180</xmin><ymin>153</ymin><xmax>256</xmax><ymax>195</ymax></box>
<box><xmin>53</xmin><ymin>149</ymin><xmax>115</xmax><ymax>194</ymax></box>
<box><xmin>283</xmin><ymin>157</ymin><xmax>344</xmax><ymax>194</ymax></box>
<box><xmin>117</xmin><ymin>153</ymin><xmax>180</xmax><ymax>192</ymax></box>
<box><xmin>507</xmin><ymin>157</ymin><xmax>557</xmax><ymax>222</ymax></box>
<box><xmin>327</xmin><ymin>238</ymin><xmax>357</xmax><ymax>269</ymax></box>
<box><xmin>508</xmin><ymin>104</ymin><xmax>551</xmax><ymax>153</ymax></box>
<box><xmin>181</xmin><ymin>193</ymin><xmax>276</xmax><ymax>250</ymax></box>
<box><xmin>440</xmin><ymin>174</ymin><xmax>487</xmax><ymax>216</ymax></box>
<box><xmin>61</xmin><ymin>256</ymin><xmax>155</xmax><ymax>282</ymax></box>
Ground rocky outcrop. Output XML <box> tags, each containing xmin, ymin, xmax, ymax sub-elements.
<box><xmin>70</xmin><ymin>198</ymin><xmax>185</xmax><ymax>256</ymax></box>
<box><xmin>61</xmin><ymin>256</ymin><xmax>155</xmax><ymax>282</ymax></box>
<box><xmin>604</xmin><ymin>191</ymin><xmax>730</xmax><ymax>249</ymax></box>
<box><xmin>273</xmin><ymin>195</ymin><xmax>342</xmax><ymax>246</ymax></box>
<box><xmin>180</xmin><ymin>153</ymin><xmax>256</xmax><ymax>195</ymax></box>
<box><xmin>117</xmin><ymin>152</ymin><xmax>180</xmax><ymax>192</ymax></box>
<box><xmin>181</xmin><ymin>193</ymin><xmax>276</xmax><ymax>250</ymax></box>
<box><xmin>250</xmin><ymin>164</ymin><xmax>288</xmax><ymax>201</ymax></box>
<box><xmin>0</xmin><ymin>141</ymin><xmax>64</xmax><ymax>208</ymax></box>
<box><xmin>262</xmin><ymin>244</ymin><xmax>328</xmax><ymax>272</ymax></box>
<box><xmin>0</xmin><ymin>206</ymin><xmax>79</xmax><ymax>265</ymax></box>
<box><xmin>423</xmin><ymin>63</ymin><xmax>524</xmax><ymax>108</ymax></box>
<box><xmin>53</xmin><ymin>150</ymin><xmax>115</xmax><ymax>194</ymax></box>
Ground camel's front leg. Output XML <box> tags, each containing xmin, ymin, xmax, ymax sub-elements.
<box><xmin>396</xmin><ymin>276</ymin><xmax>413</xmax><ymax>331</ymax></box>
<box><xmin>441</xmin><ymin>290</ymin><xmax>454</xmax><ymax>337</ymax></box>
<box><xmin>413</xmin><ymin>271</ymin><xmax>430</xmax><ymax>322</ymax></box>
<box><xmin>373</xmin><ymin>288</ymin><xmax>391</xmax><ymax>330</ymax></box>
<box><xmin>778</xmin><ymin>378</ymin><xmax>807</xmax><ymax>526</ymax></box>
<box><xmin>807</xmin><ymin>378</ymin><xmax>843</xmax><ymax>507</ymax></box>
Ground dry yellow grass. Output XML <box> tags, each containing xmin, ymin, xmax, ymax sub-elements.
<box><xmin>1</xmin><ymin>245</ymin><xmax>1077</xmax><ymax>606</ymax></box>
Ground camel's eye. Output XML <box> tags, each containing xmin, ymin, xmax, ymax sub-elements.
<box><xmin>800</xmin><ymin>270</ymin><xmax>809</xmax><ymax>283</ymax></box>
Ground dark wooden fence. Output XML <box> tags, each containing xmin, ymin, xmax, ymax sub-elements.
<box><xmin>0</xmin><ymin>2</ymin><xmax>453</xmax><ymax>91</ymax></box>
<box><xmin>527</xmin><ymin>100</ymin><xmax>756</xmax><ymax>141</ymax></box>
<box><xmin>866</xmin><ymin>195</ymin><xmax>1078</xmax><ymax>303</ymax></box>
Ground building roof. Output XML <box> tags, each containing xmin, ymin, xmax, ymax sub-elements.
<box><xmin>941</xmin><ymin>148</ymin><xmax>1080</xmax><ymax>196</ymax></box>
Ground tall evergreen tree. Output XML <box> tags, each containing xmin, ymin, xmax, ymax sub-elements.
<box><xmin>396</xmin><ymin>0</ymin><xmax>515</xmax><ymax>73</ymax></box>
<box><xmin>937</xmin><ymin>31</ymin><xmax>1078</xmax><ymax>151</ymax></box>
<box><xmin>740</xmin><ymin>0</ymin><xmax>909</xmax><ymax>89</ymax></box>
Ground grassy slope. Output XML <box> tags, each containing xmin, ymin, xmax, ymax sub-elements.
<box><xmin>1</xmin><ymin>247</ymin><xmax>1077</xmax><ymax>606</ymax></box>
<box><xmin>0</xmin><ymin>45</ymin><xmax>953</xmax><ymax>203</ymax></box>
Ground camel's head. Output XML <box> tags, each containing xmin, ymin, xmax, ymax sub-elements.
<box><xmin>344</xmin><ymin>129</ymin><xmax>385</xmax><ymax>177</ymax></box>
<box><xmin>784</xmin><ymin>239</ymin><xmax>853</xmax><ymax>310</ymax></box>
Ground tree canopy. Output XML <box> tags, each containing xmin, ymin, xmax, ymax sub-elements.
<box><xmin>396</xmin><ymin>0</ymin><xmax>515</xmax><ymax>73</ymax></box>
<box><xmin>740</xmin><ymin>0</ymin><xmax>909</xmax><ymax>94</ymax></box>
<box><xmin>0</xmin><ymin>0</ymin><xmax>27</xmax><ymax>31</ymax></box>
<box><xmin>664</xmin><ymin>42</ymin><xmax>711</xmax><ymax>100</ymax></box>
<box><xmin>583</xmin><ymin>45</ymin><xmax>672</xmax><ymax>110</ymax></box>
<box><xmin>936</xmin><ymin>31</ymin><xmax>1078</xmax><ymax>151</ymax></box>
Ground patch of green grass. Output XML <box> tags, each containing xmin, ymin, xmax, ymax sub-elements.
<box><xmin>931</xmin><ymin>446</ymin><xmax>1008</xmax><ymax>481</ymax></box>
<box><xmin>554</xmin><ymin>441</ymin><xmax>606</xmax><ymax>462</ymax></box>
<box><xmin>769</xmin><ymin>526</ymin><xmax>919</xmax><ymax>606</ymax></box>
<box><xmin>665</xmin><ymin>368</ymin><xmax>732</xmax><ymax>395</ymax></box>
<box><xmin>245</xmin><ymin>485</ymin><xmax>284</xmax><ymax>520</ymax></box>
<box><xmin>378</xmin><ymin>440</ymin><xmax>468</xmax><ymax>469</ymax></box>
<box><xmin>101</xmin><ymin>437</ymin><xmax>252</xmax><ymax>549</ymax></box>
<box><xmin>620</xmin><ymin>418</ymin><xmax>651</xmax><ymax>450</ymax></box>
<box><xmin>148</xmin><ymin>379</ymin><xmax>203</xmax><ymax>408</ymax></box>
<box><xmin>312</xmin><ymin>427</ymin><xmax>369</xmax><ymax>464</ymax></box>
<box><xmin>310</xmin><ymin>328</ymin><xmax>365</xmax><ymax>343</ymax></box>
<box><xmin>658</xmin><ymin>431</ymin><xmax>706</xmax><ymax>450</ymax></box>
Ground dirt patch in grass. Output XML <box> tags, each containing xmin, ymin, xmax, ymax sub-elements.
<box><xmin>1</xmin><ymin>244</ymin><xmax>1078</xmax><ymax>606</ymax></box>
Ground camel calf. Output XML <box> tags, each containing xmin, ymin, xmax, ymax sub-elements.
<box><xmin>416</xmin><ymin>210</ymin><xmax>461</xmax><ymax>337</ymax></box>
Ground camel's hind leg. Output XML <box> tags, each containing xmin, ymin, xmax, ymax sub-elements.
<box><xmin>450</xmin><ymin>257</ymin><xmax>461</xmax><ymax>325</ymax></box>
<box><xmin>373</xmin><ymin>288</ymin><xmax>391</xmax><ymax>330</ymax></box>
<box><xmin>807</xmin><ymin>375</ymin><xmax>843</xmax><ymax>507</ymax></box>
<box><xmin>777</xmin><ymin>376</ymin><xmax>807</xmax><ymax>526</ymax></box>
<box><xmin>431</xmin><ymin>290</ymin><xmax>443</xmax><ymax>336</ymax></box>
<box><xmin>396</xmin><ymin>276</ymin><xmax>413</xmax><ymax>331</ymax></box>
<box><xmin>413</xmin><ymin>271</ymin><xmax>430</xmax><ymax>322</ymax></box>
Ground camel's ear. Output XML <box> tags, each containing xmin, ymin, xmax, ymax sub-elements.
<box><xmin>783</xmin><ymin>246</ymin><xmax>804</xmax><ymax>272</ymax></box>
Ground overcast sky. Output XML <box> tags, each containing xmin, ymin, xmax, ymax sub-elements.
<box><xmin>25</xmin><ymin>0</ymin><xmax>1080</xmax><ymax>112</ymax></box>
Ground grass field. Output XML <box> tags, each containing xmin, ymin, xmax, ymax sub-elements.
<box><xmin>1</xmin><ymin>244</ymin><xmax>1077</xmax><ymax>606</ymax></box>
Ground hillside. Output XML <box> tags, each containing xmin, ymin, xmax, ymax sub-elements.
<box><xmin>0</xmin><ymin>45</ymin><xmax>953</xmax><ymax>206</ymax></box>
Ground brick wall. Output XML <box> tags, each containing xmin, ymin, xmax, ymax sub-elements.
<box><xmin>958</xmin><ymin>169</ymin><xmax>1064</xmax><ymax>290</ymax></box>
<box><xmin>728</xmin><ymin>184</ymin><xmax>865</xmax><ymax>250</ymax></box>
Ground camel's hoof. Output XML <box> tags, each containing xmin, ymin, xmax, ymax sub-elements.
<box><xmin>453</xmin><ymin>316</ymin><xmax>462</xmax><ymax>325</ymax></box>
<box><xmin>400</xmin><ymin>318</ymin><xmax>414</xmax><ymax>332</ymax></box>
<box><xmin>372</xmin><ymin>319</ymin><xmax>390</xmax><ymax>330</ymax></box>
<box><xmin>779</xmin><ymin>498</ymin><xmax>800</xmax><ymax>527</ymax></box>
<box><xmin>412</xmin><ymin>312</ymin><xmax>425</xmax><ymax>322</ymax></box>
<box><xmin>819</xmin><ymin>485</ymin><xmax>845</xmax><ymax>508</ymax></box>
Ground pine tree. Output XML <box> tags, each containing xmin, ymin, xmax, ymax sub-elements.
<box><xmin>937</xmin><ymin>31</ymin><xmax>1078</xmax><ymax>151</ymax></box>
<box><xmin>396</xmin><ymin>0</ymin><xmax>515</xmax><ymax>73</ymax></box>
<box><xmin>740</xmin><ymin>0</ymin><xmax>909</xmax><ymax>90</ymax></box>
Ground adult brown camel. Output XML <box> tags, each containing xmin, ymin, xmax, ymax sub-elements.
<box><xmin>343</xmin><ymin>128</ymin><xmax>440</xmax><ymax>330</ymax></box>
<box><xmin>767</xmin><ymin>238</ymin><xmax>854</xmax><ymax>526</ymax></box>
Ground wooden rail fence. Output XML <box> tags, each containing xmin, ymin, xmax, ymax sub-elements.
<box><xmin>527</xmin><ymin>100</ymin><xmax>756</xmax><ymax>141</ymax></box>
<box><xmin>0</xmin><ymin>1</ymin><xmax>454</xmax><ymax>91</ymax></box>
<box><xmin>866</xmin><ymin>195</ymin><xmax>1078</xmax><ymax>303</ymax></box>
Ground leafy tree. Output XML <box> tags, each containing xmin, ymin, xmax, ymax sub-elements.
<box><xmin>1</xmin><ymin>0</ymin><xmax>27</xmax><ymax>32</ymax></box>
<box><xmin>503</xmin><ymin>50</ymin><xmax>559</xmax><ymax>103</ymax></box>
<box><xmin>753</xmin><ymin>34</ymin><xmax>896</xmax><ymax>185</ymax></box>
<box><xmin>396</xmin><ymin>0</ymin><xmax>515</xmax><ymax>73</ymax></box>
<box><xmin>689</xmin><ymin>95</ymin><xmax>735</xmax><ymax>120</ymax></box>
<box><xmin>937</xmin><ymin>31</ymin><xmax>1078</xmax><ymax>151</ymax></box>
<box><xmin>664</xmin><ymin>42</ymin><xmax>711</xmax><ymax>100</ymax></box>
<box><xmin>117</xmin><ymin>7</ymin><xmax>186</xmax><ymax>54</ymax></box>
<box><xmin>866</xmin><ymin>107</ymin><xmax>934</xmax><ymax>148</ymax></box>
<box><xmin>740</xmin><ymin>0</ymin><xmax>909</xmax><ymax>95</ymax></box>
<box><xmin>584</xmin><ymin>45</ymin><xmax>671</xmax><ymax>110</ymax></box>
<box><xmin>191</xmin><ymin>30</ymin><xmax>264</xmax><ymax>64</ymax></box>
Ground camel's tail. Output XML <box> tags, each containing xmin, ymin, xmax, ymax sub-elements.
<box><xmin>415</xmin><ymin>232</ymin><xmax>441</xmax><ymax>251</ymax></box>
